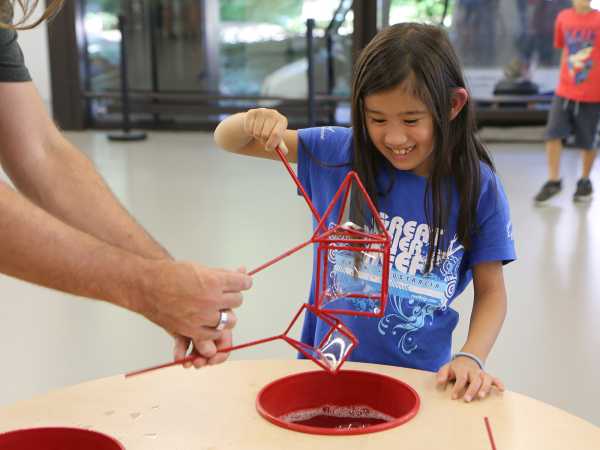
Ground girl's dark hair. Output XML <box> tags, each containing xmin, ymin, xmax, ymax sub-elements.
<box><xmin>0</xmin><ymin>0</ymin><xmax>64</xmax><ymax>30</ymax></box>
<box><xmin>351</xmin><ymin>22</ymin><xmax>494</xmax><ymax>271</ymax></box>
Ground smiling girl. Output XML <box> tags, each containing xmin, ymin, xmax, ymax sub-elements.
<box><xmin>214</xmin><ymin>22</ymin><xmax>516</xmax><ymax>403</ymax></box>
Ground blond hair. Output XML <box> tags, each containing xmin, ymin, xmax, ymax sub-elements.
<box><xmin>0</xmin><ymin>0</ymin><xmax>64</xmax><ymax>30</ymax></box>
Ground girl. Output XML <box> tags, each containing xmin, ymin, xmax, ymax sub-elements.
<box><xmin>215</xmin><ymin>22</ymin><xmax>515</xmax><ymax>402</ymax></box>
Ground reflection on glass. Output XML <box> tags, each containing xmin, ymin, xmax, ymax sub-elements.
<box><xmin>83</xmin><ymin>0</ymin><xmax>120</xmax><ymax>91</ymax></box>
<box><xmin>82</xmin><ymin>0</ymin><xmax>354</xmax><ymax>99</ymax></box>
<box><xmin>222</xmin><ymin>0</ymin><xmax>354</xmax><ymax>98</ymax></box>
<box><xmin>387</xmin><ymin>0</ymin><xmax>574</xmax><ymax>98</ymax></box>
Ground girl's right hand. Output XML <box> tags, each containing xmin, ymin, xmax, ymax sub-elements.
<box><xmin>243</xmin><ymin>108</ymin><xmax>289</xmax><ymax>153</ymax></box>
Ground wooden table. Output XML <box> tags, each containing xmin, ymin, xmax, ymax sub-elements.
<box><xmin>1</xmin><ymin>359</ymin><xmax>598</xmax><ymax>449</ymax></box>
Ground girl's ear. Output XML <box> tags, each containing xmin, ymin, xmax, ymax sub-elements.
<box><xmin>450</xmin><ymin>88</ymin><xmax>469</xmax><ymax>121</ymax></box>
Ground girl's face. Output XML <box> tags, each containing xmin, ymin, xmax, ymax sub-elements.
<box><xmin>364</xmin><ymin>83</ymin><xmax>435</xmax><ymax>177</ymax></box>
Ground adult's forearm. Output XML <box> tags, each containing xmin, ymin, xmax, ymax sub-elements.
<box><xmin>11</xmin><ymin>136</ymin><xmax>169</xmax><ymax>260</ymax></box>
<box><xmin>0</xmin><ymin>180</ymin><xmax>151</xmax><ymax>312</ymax></box>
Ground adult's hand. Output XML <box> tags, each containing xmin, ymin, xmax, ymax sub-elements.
<box><xmin>135</xmin><ymin>261</ymin><xmax>251</xmax><ymax>348</ymax></box>
<box><xmin>173</xmin><ymin>329</ymin><xmax>234</xmax><ymax>369</ymax></box>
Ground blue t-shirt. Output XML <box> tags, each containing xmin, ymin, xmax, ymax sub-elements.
<box><xmin>297</xmin><ymin>126</ymin><xmax>516</xmax><ymax>372</ymax></box>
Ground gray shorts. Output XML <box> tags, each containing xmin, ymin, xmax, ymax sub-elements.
<box><xmin>544</xmin><ymin>96</ymin><xmax>600</xmax><ymax>150</ymax></box>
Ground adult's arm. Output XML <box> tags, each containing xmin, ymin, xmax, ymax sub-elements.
<box><xmin>0</xmin><ymin>81</ymin><xmax>168</xmax><ymax>260</ymax></box>
<box><xmin>0</xmin><ymin>178</ymin><xmax>250</xmax><ymax>344</ymax></box>
<box><xmin>0</xmin><ymin>81</ymin><xmax>252</xmax><ymax>353</ymax></box>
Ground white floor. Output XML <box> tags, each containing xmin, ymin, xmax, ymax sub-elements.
<box><xmin>1</xmin><ymin>130</ymin><xmax>598</xmax><ymax>427</ymax></box>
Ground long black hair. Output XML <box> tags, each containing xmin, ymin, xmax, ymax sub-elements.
<box><xmin>351</xmin><ymin>22</ymin><xmax>494</xmax><ymax>271</ymax></box>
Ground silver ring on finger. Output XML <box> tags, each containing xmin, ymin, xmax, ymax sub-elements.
<box><xmin>215</xmin><ymin>310</ymin><xmax>229</xmax><ymax>331</ymax></box>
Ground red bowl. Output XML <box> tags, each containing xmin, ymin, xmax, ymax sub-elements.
<box><xmin>256</xmin><ymin>370</ymin><xmax>420</xmax><ymax>435</ymax></box>
<box><xmin>0</xmin><ymin>427</ymin><xmax>124</xmax><ymax>450</ymax></box>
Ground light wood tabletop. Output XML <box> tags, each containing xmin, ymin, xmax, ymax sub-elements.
<box><xmin>0</xmin><ymin>359</ymin><xmax>598</xmax><ymax>449</ymax></box>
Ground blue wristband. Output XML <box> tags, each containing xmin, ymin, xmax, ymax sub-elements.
<box><xmin>452</xmin><ymin>351</ymin><xmax>484</xmax><ymax>370</ymax></box>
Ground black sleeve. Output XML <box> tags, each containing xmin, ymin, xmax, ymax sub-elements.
<box><xmin>0</xmin><ymin>28</ymin><xmax>32</xmax><ymax>82</ymax></box>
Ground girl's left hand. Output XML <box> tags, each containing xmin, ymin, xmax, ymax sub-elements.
<box><xmin>436</xmin><ymin>357</ymin><xmax>505</xmax><ymax>402</ymax></box>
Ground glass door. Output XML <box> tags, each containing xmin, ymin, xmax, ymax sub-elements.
<box><xmin>80</xmin><ymin>0</ymin><xmax>355</xmax><ymax>127</ymax></box>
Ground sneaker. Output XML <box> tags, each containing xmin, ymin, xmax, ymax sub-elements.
<box><xmin>534</xmin><ymin>180</ymin><xmax>562</xmax><ymax>203</ymax></box>
<box><xmin>573</xmin><ymin>178</ymin><xmax>593</xmax><ymax>202</ymax></box>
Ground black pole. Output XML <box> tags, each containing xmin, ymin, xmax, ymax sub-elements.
<box><xmin>108</xmin><ymin>14</ymin><xmax>147</xmax><ymax>141</ymax></box>
<box><xmin>149</xmin><ymin>3</ymin><xmax>161</xmax><ymax>126</ymax></box>
<box><xmin>440</xmin><ymin>0</ymin><xmax>449</xmax><ymax>25</ymax></box>
<box><xmin>326</xmin><ymin>33</ymin><xmax>335</xmax><ymax>124</ymax></box>
<box><xmin>306</xmin><ymin>18</ymin><xmax>316</xmax><ymax>127</ymax></box>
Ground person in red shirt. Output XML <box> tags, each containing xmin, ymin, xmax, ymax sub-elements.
<box><xmin>535</xmin><ymin>0</ymin><xmax>600</xmax><ymax>203</ymax></box>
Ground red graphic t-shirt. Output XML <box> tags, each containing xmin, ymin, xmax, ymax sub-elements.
<box><xmin>555</xmin><ymin>8</ymin><xmax>600</xmax><ymax>102</ymax></box>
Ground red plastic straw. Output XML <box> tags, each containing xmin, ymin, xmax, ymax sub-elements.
<box><xmin>125</xmin><ymin>335</ymin><xmax>281</xmax><ymax>378</ymax></box>
<box><xmin>484</xmin><ymin>417</ymin><xmax>497</xmax><ymax>450</ymax></box>
<box><xmin>248</xmin><ymin>238</ymin><xmax>312</xmax><ymax>276</ymax></box>
<box><xmin>246</xmin><ymin>146</ymin><xmax>319</xmax><ymax>277</ymax></box>
<box><xmin>274</xmin><ymin>146</ymin><xmax>322</xmax><ymax>224</ymax></box>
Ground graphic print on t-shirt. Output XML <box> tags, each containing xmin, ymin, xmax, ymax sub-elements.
<box><xmin>326</xmin><ymin>211</ymin><xmax>464</xmax><ymax>356</ymax></box>
<box><xmin>565</xmin><ymin>29</ymin><xmax>596</xmax><ymax>84</ymax></box>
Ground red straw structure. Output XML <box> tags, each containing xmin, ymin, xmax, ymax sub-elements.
<box><xmin>248</xmin><ymin>239</ymin><xmax>312</xmax><ymax>276</ymax></box>
<box><xmin>126</xmin><ymin>146</ymin><xmax>390</xmax><ymax>378</ymax></box>
<box><xmin>125</xmin><ymin>335</ymin><xmax>281</xmax><ymax>378</ymax></box>
<box><xmin>126</xmin><ymin>303</ymin><xmax>358</xmax><ymax>378</ymax></box>
<box><xmin>274</xmin><ymin>146</ymin><xmax>322</xmax><ymax>225</ymax></box>
<box><xmin>247</xmin><ymin>146</ymin><xmax>318</xmax><ymax>277</ymax></box>
<box><xmin>484</xmin><ymin>417</ymin><xmax>497</xmax><ymax>450</ymax></box>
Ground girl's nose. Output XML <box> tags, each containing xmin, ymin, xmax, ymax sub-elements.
<box><xmin>384</xmin><ymin>132</ymin><xmax>408</xmax><ymax>147</ymax></box>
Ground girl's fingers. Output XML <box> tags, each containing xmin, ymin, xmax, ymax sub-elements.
<box><xmin>263</xmin><ymin>119</ymin><xmax>280</xmax><ymax>151</ymax></box>
<box><xmin>451</xmin><ymin>372</ymin><xmax>468</xmax><ymax>400</ymax></box>
<box><xmin>436</xmin><ymin>364</ymin><xmax>451</xmax><ymax>388</ymax></box>
<box><xmin>278</xmin><ymin>139</ymin><xmax>289</xmax><ymax>154</ymax></box>
<box><xmin>463</xmin><ymin>371</ymin><xmax>483</xmax><ymax>402</ymax></box>
<box><xmin>252</xmin><ymin>114</ymin><xmax>266</xmax><ymax>141</ymax></box>
<box><xmin>265</xmin><ymin>124</ymin><xmax>284</xmax><ymax>151</ymax></box>
<box><xmin>478</xmin><ymin>372</ymin><xmax>494</xmax><ymax>399</ymax></box>
<box><xmin>492</xmin><ymin>377</ymin><xmax>505</xmax><ymax>392</ymax></box>
<box><xmin>243</xmin><ymin>110</ymin><xmax>255</xmax><ymax>136</ymax></box>
<box><xmin>261</xmin><ymin>117</ymin><xmax>277</xmax><ymax>143</ymax></box>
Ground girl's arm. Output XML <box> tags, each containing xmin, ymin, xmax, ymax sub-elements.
<box><xmin>437</xmin><ymin>260</ymin><xmax>507</xmax><ymax>402</ymax></box>
<box><xmin>214</xmin><ymin>109</ymin><xmax>299</xmax><ymax>162</ymax></box>
<box><xmin>461</xmin><ymin>260</ymin><xmax>507</xmax><ymax>362</ymax></box>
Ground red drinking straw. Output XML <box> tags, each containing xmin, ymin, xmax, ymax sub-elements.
<box><xmin>274</xmin><ymin>146</ymin><xmax>322</xmax><ymax>224</ymax></box>
<box><xmin>126</xmin><ymin>304</ymin><xmax>357</xmax><ymax>378</ymax></box>
<box><xmin>125</xmin><ymin>335</ymin><xmax>281</xmax><ymax>378</ymax></box>
<box><xmin>247</xmin><ymin>146</ymin><xmax>321</xmax><ymax>277</ymax></box>
<box><xmin>484</xmin><ymin>417</ymin><xmax>497</xmax><ymax>450</ymax></box>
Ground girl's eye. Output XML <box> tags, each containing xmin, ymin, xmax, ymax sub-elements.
<box><xmin>404</xmin><ymin>119</ymin><xmax>419</xmax><ymax>125</ymax></box>
<box><xmin>370</xmin><ymin>118</ymin><xmax>386</xmax><ymax>124</ymax></box>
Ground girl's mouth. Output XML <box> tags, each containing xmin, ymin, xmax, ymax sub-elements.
<box><xmin>390</xmin><ymin>145</ymin><xmax>415</xmax><ymax>156</ymax></box>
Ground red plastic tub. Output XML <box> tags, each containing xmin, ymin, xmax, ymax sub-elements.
<box><xmin>256</xmin><ymin>370</ymin><xmax>420</xmax><ymax>435</ymax></box>
<box><xmin>0</xmin><ymin>427</ymin><xmax>124</xmax><ymax>450</ymax></box>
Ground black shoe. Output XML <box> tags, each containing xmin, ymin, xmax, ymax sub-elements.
<box><xmin>573</xmin><ymin>178</ymin><xmax>593</xmax><ymax>202</ymax></box>
<box><xmin>534</xmin><ymin>180</ymin><xmax>562</xmax><ymax>203</ymax></box>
